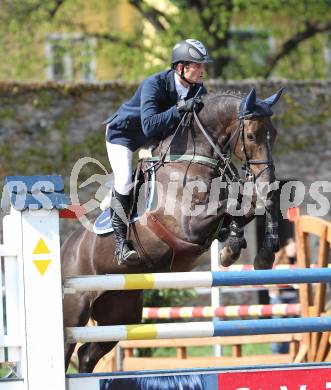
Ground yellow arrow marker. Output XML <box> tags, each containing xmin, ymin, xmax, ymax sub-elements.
<box><xmin>32</xmin><ymin>238</ymin><xmax>51</xmax><ymax>255</ymax></box>
<box><xmin>33</xmin><ymin>260</ymin><xmax>51</xmax><ymax>276</ymax></box>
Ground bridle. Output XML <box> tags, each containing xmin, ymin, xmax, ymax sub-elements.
<box><xmin>145</xmin><ymin>95</ymin><xmax>275</xmax><ymax>185</ymax></box>
<box><xmin>193</xmin><ymin>100</ymin><xmax>275</xmax><ymax>183</ymax></box>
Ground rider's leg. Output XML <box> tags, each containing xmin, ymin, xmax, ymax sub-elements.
<box><xmin>106</xmin><ymin>142</ymin><xmax>140</xmax><ymax>265</ymax></box>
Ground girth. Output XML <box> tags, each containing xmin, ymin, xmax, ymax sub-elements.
<box><xmin>146</xmin><ymin>212</ymin><xmax>205</xmax><ymax>272</ymax></box>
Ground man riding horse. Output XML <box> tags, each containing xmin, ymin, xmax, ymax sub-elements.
<box><xmin>63</xmin><ymin>51</ymin><xmax>284</xmax><ymax>371</ymax></box>
<box><xmin>103</xmin><ymin>38</ymin><xmax>246</xmax><ymax>266</ymax></box>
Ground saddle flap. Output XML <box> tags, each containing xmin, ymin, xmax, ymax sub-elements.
<box><xmin>93</xmin><ymin>163</ymin><xmax>156</xmax><ymax>236</ymax></box>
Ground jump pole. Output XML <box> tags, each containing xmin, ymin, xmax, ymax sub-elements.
<box><xmin>64</xmin><ymin>268</ymin><xmax>331</xmax><ymax>292</ymax></box>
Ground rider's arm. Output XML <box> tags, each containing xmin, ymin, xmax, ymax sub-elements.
<box><xmin>140</xmin><ymin>77</ymin><xmax>182</xmax><ymax>138</ymax></box>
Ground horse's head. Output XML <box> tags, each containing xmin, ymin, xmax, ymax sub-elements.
<box><xmin>197</xmin><ymin>87</ymin><xmax>284</xmax><ymax>186</ymax></box>
<box><xmin>233</xmin><ymin>88</ymin><xmax>284</xmax><ymax>184</ymax></box>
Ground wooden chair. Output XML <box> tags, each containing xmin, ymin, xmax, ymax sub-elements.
<box><xmin>294</xmin><ymin>213</ymin><xmax>330</xmax><ymax>362</ymax></box>
<box><xmin>118</xmin><ymin>334</ymin><xmax>301</xmax><ymax>371</ymax></box>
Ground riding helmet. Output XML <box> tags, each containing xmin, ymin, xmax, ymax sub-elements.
<box><xmin>171</xmin><ymin>39</ymin><xmax>212</xmax><ymax>65</ymax></box>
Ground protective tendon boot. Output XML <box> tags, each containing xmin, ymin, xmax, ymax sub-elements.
<box><xmin>227</xmin><ymin>219</ymin><xmax>247</xmax><ymax>254</ymax></box>
<box><xmin>111</xmin><ymin>190</ymin><xmax>140</xmax><ymax>266</ymax></box>
<box><xmin>220</xmin><ymin>218</ymin><xmax>247</xmax><ymax>267</ymax></box>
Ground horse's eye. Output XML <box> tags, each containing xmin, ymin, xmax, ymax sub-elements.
<box><xmin>247</xmin><ymin>132</ymin><xmax>255</xmax><ymax>141</ymax></box>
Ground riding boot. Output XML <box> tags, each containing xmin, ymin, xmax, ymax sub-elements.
<box><xmin>111</xmin><ymin>190</ymin><xmax>140</xmax><ymax>266</ymax></box>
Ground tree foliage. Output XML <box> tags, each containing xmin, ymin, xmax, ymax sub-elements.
<box><xmin>1</xmin><ymin>0</ymin><xmax>331</xmax><ymax>81</ymax></box>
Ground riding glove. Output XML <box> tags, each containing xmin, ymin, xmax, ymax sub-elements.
<box><xmin>177</xmin><ymin>96</ymin><xmax>204</xmax><ymax>113</ymax></box>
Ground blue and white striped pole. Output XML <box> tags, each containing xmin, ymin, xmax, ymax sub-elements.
<box><xmin>66</xmin><ymin>316</ymin><xmax>331</xmax><ymax>343</ymax></box>
<box><xmin>64</xmin><ymin>268</ymin><xmax>331</xmax><ymax>292</ymax></box>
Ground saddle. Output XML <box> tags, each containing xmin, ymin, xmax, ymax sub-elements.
<box><xmin>94</xmin><ymin>159</ymin><xmax>205</xmax><ymax>271</ymax></box>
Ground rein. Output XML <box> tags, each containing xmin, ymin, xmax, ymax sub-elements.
<box><xmin>193</xmin><ymin>107</ymin><xmax>275</xmax><ymax>183</ymax></box>
<box><xmin>145</xmin><ymin>95</ymin><xmax>275</xmax><ymax>184</ymax></box>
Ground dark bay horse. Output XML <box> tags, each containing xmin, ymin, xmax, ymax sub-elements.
<box><xmin>62</xmin><ymin>88</ymin><xmax>284</xmax><ymax>372</ymax></box>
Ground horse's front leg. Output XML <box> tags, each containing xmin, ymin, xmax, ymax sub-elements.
<box><xmin>219</xmin><ymin>215</ymin><xmax>247</xmax><ymax>267</ymax></box>
<box><xmin>219</xmin><ymin>189</ymin><xmax>255</xmax><ymax>267</ymax></box>
<box><xmin>254</xmin><ymin>191</ymin><xmax>280</xmax><ymax>270</ymax></box>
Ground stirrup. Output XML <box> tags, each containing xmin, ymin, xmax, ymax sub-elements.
<box><xmin>116</xmin><ymin>241</ymin><xmax>140</xmax><ymax>266</ymax></box>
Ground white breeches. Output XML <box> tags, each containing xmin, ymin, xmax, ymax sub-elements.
<box><xmin>106</xmin><ymin>142</ymin><xmax>133</xmax><ymax>195</ymax></box>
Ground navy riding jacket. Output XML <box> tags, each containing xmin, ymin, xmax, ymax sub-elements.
<box><xmin>104</xmin><ymin>69</ymin><xmax>207</xmax><ymax>151</ymax></box>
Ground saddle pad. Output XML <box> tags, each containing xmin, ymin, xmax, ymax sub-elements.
<box><xmin>93</xmin><ymin>208</ymin><xmax>114</xmax><ymax>235</ymax></box>
<box><xmin>93</xmin><ymin>209</ymin><xmax>144</xmax><ymax>235</ymax></box>
<box><xmin>93</xmin><ymin>165</ymin><xmax>156</xmax><ymax>235</ymax></box>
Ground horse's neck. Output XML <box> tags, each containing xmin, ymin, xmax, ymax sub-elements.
<box><xmin>153</xmin><ymin>117</ymin><xmax>214</xmax><ymax>159</ymax></box>
<box><xmin>153</xmin><ymin>97</ymin><xmax>239</xmax><ymax>159</ymax></box>
<box><xmin>148</xmin><ymin>97</ymin><xmax>240</xmax><ymax>245</ymax></box>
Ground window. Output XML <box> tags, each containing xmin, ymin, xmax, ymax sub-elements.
<box><xmin>45</xmin><ymin>33</ymin><xmax>96</xmax><ymax>82</ymax></box>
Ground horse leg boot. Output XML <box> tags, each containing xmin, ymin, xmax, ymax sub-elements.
<box><xmin>220</xmin><ymin>217</ymin><xmax>247</xmax><ymax>267</ymax></box>
<box><xmin>111</xmin><ymin>190</ymin><xmax>140</xmax><ymax>266</ymax></box>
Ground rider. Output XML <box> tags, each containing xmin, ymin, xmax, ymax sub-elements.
<box><xmin>103</xmin><ymin>39</ymin><xmax>211</xmax><ymax>266</ymax></box>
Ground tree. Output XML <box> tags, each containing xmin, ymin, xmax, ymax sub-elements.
<box><xmin>1</xmin><ymin>0</ymin><xmax>331</xmax><ymax>81</ymax></box>
<box><xmin>129</xmin><ymin>0</ymin><xmax>331</xmax><ymax>79</ymax></box>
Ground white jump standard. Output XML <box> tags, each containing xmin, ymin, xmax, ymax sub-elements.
<box><xmin>0</xmin><ymin>175</ymin><xmax>68</xmax><ymax>390</ymax></box>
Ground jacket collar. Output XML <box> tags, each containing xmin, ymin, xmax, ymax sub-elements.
<box><xmin>165</xmin><ymin>69</ymin><xmax>176</xmax><ymax>90</ymax></box>
<box><xmin>165</xmin><ymin>69</ymin><xmax>203</xmax><ymax>101</ymax></box>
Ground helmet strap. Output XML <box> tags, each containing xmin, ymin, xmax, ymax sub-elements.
<box><xmin>177</xmin><ymin>64</ymin><xmax>195</xmax><ymax>86</ymax></box>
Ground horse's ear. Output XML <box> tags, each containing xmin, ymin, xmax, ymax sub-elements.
<box><xmin>244</xmin><ymin>88</ymin><xmax>256</xmax><ymax>111</ymax></box>
<box><xmin>263</xmin><ymin>87</ymin><xmax>285</xmax><ymax>107</ymax></box>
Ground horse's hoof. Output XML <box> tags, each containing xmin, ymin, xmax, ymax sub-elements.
<box><xmin>220</xmin><ymin>246</ymin><xmax>241</xmax><ymax>267</ymax></box>
<box><xmin>253</xmin><ymin>248</ymin><xmax>275</xmax><ymax>270</ymax></box>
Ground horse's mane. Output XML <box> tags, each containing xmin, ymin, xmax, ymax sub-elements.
<box><xmin>203</xmin><ymin>89</ymin><xmax>245</xmax><ymax>104</ymax></box>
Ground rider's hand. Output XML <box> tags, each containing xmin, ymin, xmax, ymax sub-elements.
<box><xmin>176</xmin><ymin>97</ymin><xmax>204</xmax><ymax>113</ymax></box>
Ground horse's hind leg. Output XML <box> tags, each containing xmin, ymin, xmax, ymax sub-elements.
<box><xmin>77</xmin><ymin>290</ymin><xmax>144</xmax><ymax>373</ymax></box>
<box><xmin>63</xmin><ymin>293</ymin><xmax>92</xmax><ymax>371</ymax></box>
<box><xmin>65</xmin><ymin>344</ymin><xmax>77</xmax><ymax>371</ymax></box>
<box><xmin>78</xmin><ymin>341</ymin><xmax>118</xmax><ymax>372</ymax></box>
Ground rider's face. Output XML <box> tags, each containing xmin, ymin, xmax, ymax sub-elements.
<box><xmin>182</xmin><ymin>62</ymin><xmax>205</xmax><ymax>84</ymax></box>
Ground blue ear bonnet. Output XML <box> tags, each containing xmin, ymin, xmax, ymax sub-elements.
<box><xmin>239</xmin><ymin>88</ymin><xmax>285</xmax><ymax>120</ymax></box>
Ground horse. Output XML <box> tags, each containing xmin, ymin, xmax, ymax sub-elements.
<box><xmin>62</xmin><ymin>87</ymin><xmax>284</xmax><ymax>372</ymax></box>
